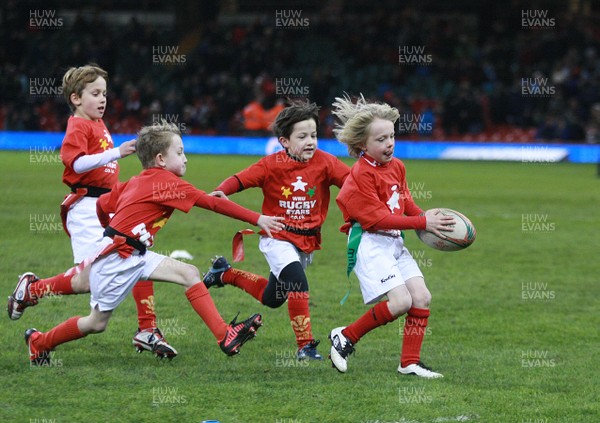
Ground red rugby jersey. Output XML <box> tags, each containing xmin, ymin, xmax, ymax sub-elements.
<box><xmin>336</xmin><ymin>155</ymin><xmax>426</xmax><ymax>233</ymax></box>
<box><xmin>98</xmin><ymin>168</ymin><xmax>260</xmax><ymax>251</ymax></box>
<box><xmin>61</xmin><ymin>116</ymin><xmax>118</xmax><ymax>189</ymax></box>
<box><xmin>218</xmin><ymin>149</ymin><xmax>349</xmax><ymax>253</ymax></box>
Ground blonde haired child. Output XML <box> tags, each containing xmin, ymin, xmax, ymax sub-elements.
<box><xmin>328</xmin><ymin>94</ymin><xmax>454</xmax><ymax>377</ymax></box>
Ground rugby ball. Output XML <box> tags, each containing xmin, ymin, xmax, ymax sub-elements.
<box><xmin>416</xmin><ymin>208</ymin><xmax>476</xmax><ymax>251</ymax></box>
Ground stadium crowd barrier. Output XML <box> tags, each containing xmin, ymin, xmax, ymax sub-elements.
<box><xmin>1</xmin><ymin>131</ymin><xmax>598</xmax><ymax>163</ymax></box>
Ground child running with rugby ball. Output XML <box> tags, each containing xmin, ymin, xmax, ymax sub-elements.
<box><xmin>328</xmin><ymin>94</ymin><xmax>454</xmax><ymax>377</ymax></box>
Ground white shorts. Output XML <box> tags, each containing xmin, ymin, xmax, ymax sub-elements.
<box><xmin>353</xmin><ymin>232</ymin><xmax>423</xmax><ymax>304</ymax></box>
<box><xmin>89</xmin><ymin>238</ymin><xmax>165</xmax><ymax>312</ymax></box>
<box><xmin>66</xmin><ymin>197</ymin><xmax>104</xmax><ymax>264</ymax></box>
<box><xmin>258</xmin><ymin>237</ymin><xmax>313</xmax><ymax>279</ymax></box>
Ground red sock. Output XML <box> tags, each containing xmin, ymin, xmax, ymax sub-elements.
<box><xmin>400</xmin><ymin>307</ymin><xmax>430</xmax><ymax>367</ymax></box>
<box><xmin>287</xmin><ymin>291</ymin><xmax>313</xmax><ymax>349</ymax></box>
<box><xmin>185</xmin><ymin>283</ymin><xmax>227</xmax><ymax>341</ymax></box>
<box><xmin>30</xmin><ymin>273</ymin><xmax>75</xmax><ymax>298</ymax></box>
<box><xmin>34</xmin><ymin>316</ymin><xmax>86</xmax><ymax>351</ymax></box>
<box><xmin>132</xmin><ymin>281</ymin><xmax>156</xmax><ymax>330</ymax></box>
<box><xmin>342</xmin><ymin>301</ymin><xmax>395</xmax><ymax>344</ymax></box>
<box><xmin>221</xmin><ymin>268</ymin><xmax>268</xmax><ymax>303</ymax></box>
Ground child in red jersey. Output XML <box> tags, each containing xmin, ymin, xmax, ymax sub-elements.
<box><xmin>202</xmin><ymin>101</ymin><xmax>350</xmax><ymax>360</ymax></box>
<box><xmin>21</xmin><ymin>121</ymin><xmax>285</xmax><ymax>365</ymax></box>
<box><xmin>328</xmin><ymin>94</ymin><xmax>455</xmax><ymax>377</ymax></box>
<box><xmin>7</xmin><ymin>64</ymin><xmax>176</xmax><ymax>358</ymax></box>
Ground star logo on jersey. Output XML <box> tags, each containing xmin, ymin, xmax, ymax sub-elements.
<box><xmin>387</xmin><ymin>185</ymin><xmax>401</xmax><ymax>214</ymax></box>
<box><xmin>307</xmin><ymin>186</ymin><xmax>316</xmax><ymax>198</ymax></box>
<box><xmin>291</xmin><ymin>176</ymin><xmax>308</xmax><ymax>192</ymax></box>
<box><xmin>99</xmin><ymin>138</ymin><xmax>109</xmax><ymax>150</ymax></box>
<box><xmin>281</xmin><ymin>186</ymin><xmax>292</xmax><ymax>198</ymax></box>
<box><xmin>152</xmin><ymin>217</ymin><xmax>168</xmax><ymax>229</ymax></box>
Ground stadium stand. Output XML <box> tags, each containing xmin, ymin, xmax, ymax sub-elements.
<box><xmin>1</xmin><ymin>0</ymin><xmax>599</xmax><ymax>143</ymax></box>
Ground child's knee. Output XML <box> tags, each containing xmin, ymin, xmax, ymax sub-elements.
<box><xmin>263</xmin><ymin>298</ymin><xmax>286</xmax><ymax>309</ymax></box>
<box><xmin>71</xmin><ymin>275</ymin><xmax>90</xmax><ymax>293</ymax></box>
<box><xmin>261</xmin><ymin>291</ymin><xmax>287</xmax><ymax>308</ymax></box>
<box><xmin>411</xmin><ymin>289</ymin><xmax>432</xmax><ymax>308</ymax></box>
<box><xmin>388</xmin><ymin>295</ymin><xmax>412</xmax><ymax>317</ymax></box>
<box><xmin>180</xmin><ymin>263</ymin><xmax>201</xmax><ymax>287</ymax></box>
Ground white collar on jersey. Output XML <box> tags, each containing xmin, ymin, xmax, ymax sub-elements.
<box><xmin>360</xmin><ymin>152</ymin><xmax>384</xmax><ymax>167</ymax></box>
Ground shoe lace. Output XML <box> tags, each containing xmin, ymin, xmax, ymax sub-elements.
<box><xmin>334</xmin><ymin>336</ymin><xmax>354</xmax><ymax>358</ymax></box>
<box><xmin>341</xmin><ymin>343</ymin><xmax>355</xmax><ymax>358</ymax></box>
<box><xmin>299</xmin><ymin>339</ymin><xmax>320</xmax><ymax>354</ymax></box>
<box><xmin>306</xmin><ymin>339</ymin><xmax>320</xmax><ymax>350</ymax></box>
<box><xmin>211</xmin><ymin>256</ymin><xmax>230</xmax><ymax>272</ymax></box>
<box><xmin>416</xmin><ymin>361</ymin><xmax>433</xmax><ymax>371</ymax></box>
<box><xmin>228</xmin><ymin>311</ymin><xmax>241</xmax><ymax>326</ymax></box>
<box><xmin>146</xmin><ymin>332</ymin><xmax>156</xmax><ymax>344</ymax></box>
<box><xmin>222</xmin><ymin>312</ymin><xmax>245</xmax><ymax>345</ymax></box>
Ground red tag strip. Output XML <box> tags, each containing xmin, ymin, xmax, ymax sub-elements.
<box><xmin>232</xmin><ymin>229</ymin><xmax>257</xmax><ymax>262</ymax></box>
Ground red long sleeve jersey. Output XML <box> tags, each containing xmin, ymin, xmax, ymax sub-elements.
<box><xmin>60</xmin><ymin>116</ymin><xmax>118</xmax><ymax>189</ymax></box>
<box><xmin>336</xmin><ymin>156</ymin><xmax>426</xmax><ymax>233</ymax></box>
<box><xmin>217</xmin><ymin>150</ymin><xmax>350</xmax><ymax>253</ymax></box>
<box><xmin>97</xmin><ymin>168</ymin><xmax>260</xmax><ymax>252</ymax></box>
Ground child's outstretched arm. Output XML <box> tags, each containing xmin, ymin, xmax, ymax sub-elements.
<box><xmin>369</xmin><ymin>209</ymin><xmax>455</xmax><ymax>237</ymax></box>
<box><xmin>194</xmin><ymin>192</ymin><xmax>284</xmax><ymax>237</ymax></box>
<box><xmin>209</xmin><ymin>175</ymin><xmax>244</xmax><ymax>200</ymax></box>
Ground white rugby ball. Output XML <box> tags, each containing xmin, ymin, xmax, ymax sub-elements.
<box><xmin>416</xmin><ymin>208</ymin><xmax>476</xmax><ymax>251</ymax></box>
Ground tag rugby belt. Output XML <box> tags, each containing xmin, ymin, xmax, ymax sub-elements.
<box><xmin>231</xmin><ymin>224</ymin><xmax>321</xmax><ymax>263</ymax></box>
<box><xmin>70</xmin><ymin>184</ymin><xmax>111</xmax><ymax>198</ymax></box>
<box><xmin>103</xmin><ymin>226</ymin><xmax>147</xmax><ymax>255</ymax></box>
<box><xmin>284</xmin><ymin>224</ymin><xmax>320</xmax><ymax>236</ymax></box>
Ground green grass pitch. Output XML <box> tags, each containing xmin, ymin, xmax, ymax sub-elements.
<box><xmin>0</xmin><ymin>150</ymin><xmax>598</xmax><ymax>422</ymax></box>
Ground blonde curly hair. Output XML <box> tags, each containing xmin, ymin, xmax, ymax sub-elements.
<box><xmin>332</xmin><ymin>93</ymin><xmax>400</xmax><ymax>158</ymax></box>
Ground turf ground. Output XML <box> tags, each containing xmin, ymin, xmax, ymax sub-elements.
<box><xmin>0</xmin><ymin>150</ymin><xmax>598</xmax><ymax>423</ymax></box>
